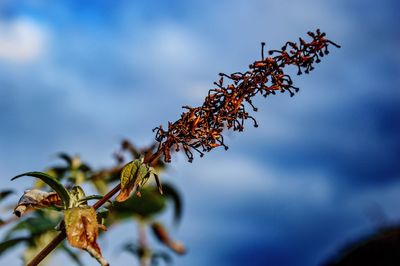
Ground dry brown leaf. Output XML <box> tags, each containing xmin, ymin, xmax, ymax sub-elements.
<box><xmin>64</xmin><ymin>206</ymin><xmax>109</xmax><ymax>266</ymax></box>
<box><xmin>13</xmin><ymin>189</ymin><xmax>62</xmax><ymax>217</ymax></box>
<box><xmin>151</xmin><ymin>222</ymin><xmax>186</xmax><ymax>255</ymax></box>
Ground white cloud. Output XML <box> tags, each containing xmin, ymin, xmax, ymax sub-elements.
<box><xmin>125</xmin><ymin>21</ymin><xmax>209</xmax><ymax>74</ymax></box>
<box><xmin>179</xmin><ymin>154</ymin><xmax>333</xmax><ymax>204</ymax></box>
<box><xmin>0</xmin><ymin>18</ymin><xmax>49</xmax><ymax>63</ymax></box>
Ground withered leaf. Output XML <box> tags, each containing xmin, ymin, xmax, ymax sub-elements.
<box><xmin>116</xmin><ymin>160</ymin><xmax>152</xmax><ymax>202</ymax></box>
<box><xmin>13</xmin><ymin>189</ymin><xmax>62</xmax><ymax>217</ymax></box>
<box><xmin>64</xmin><ymin>206</ymin><xmax>109</xmax><ymax>266</ymax></box>
<box><xmin>12</xmin><ymin>172</ymin><xmax>71</xmax><ymax>208</ymax></box>
<box><xmin>151</xmin><ymin>222</ymin><xmax>186</xmax><ymax>255</ymax></box>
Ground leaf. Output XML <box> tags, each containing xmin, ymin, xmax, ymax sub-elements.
<box><xmin>121</xmin><ymin>139</ymin><xmax>141</xmax><ymax>159</ymax></box>
<box><xmin>151</xmin><ymin>222</ymin><xmax>186</xmax><ymax>255</ymax></box>
<box><xmin>39</xmin><ymin>167</ymin><xmax>68</xmax><ymax>185</ymax></box>
<box><xmin>78</xmin><ymin>163</ymin><xmax>92</xmax><ymax>173</ymax></box>
<box><xmin>116</xmin><ymin>160</ymin><xmax>138</xmax><ymax>202</ymax></box>
<box><xmin>0</xmin><ymin>189</ymin><xmax>13</xmax><ymax>201</ymax></box>
<box><xmin>71</xmin><ymin>156</ymin><xmax>82</xmax><ymax>170</ymax></box>
<box><xmin>57</xmin><ymin>153</ymin><xmax>73</xmax><ymax>166</ymax></box>
<box><xmin>91</xmin><ymin>178</ymin><xmax>108</xmax><ymax>195</ymax></box>
<box><xmin>136</xmin><ymin>162</ymin><xmax>151</xmax><ymax>190</ymax></box>
<box><xmin>123</xmin><ymin>243</ymin><xmax>147</xmax><ymax>260</ymax></box>
<box><xmin>116</xmin><ymin>160</ymin><xmax>152</xmax><ymax>202</ymax></box>
<box><xmin>69</xmin><ymin>186</ymin><xmax>86</xmax><ymax>206</ymax></box>
<box><xmin>96</xmin><ymin>207</ymin><xmax>109</xmax><ymax>226</ymax></box>
<box><xmin>151</xmin><ymin>251</ymin><xmax>173</xmax><ymax>266</ymax></box>
<box><xmin>113</xmin><ymin>188</ymin><xmax>166</xmax><ymax>220</ymax></box>
<box><xmin>0</xmin><ymin>237</ymin><xmax>28</xmax><ymax>256</ymax></box>
<box><xmin>162</xmin><ymin>184</ymin><xmax>183</xmax><ymax>225</ymax></box>
<box><xmin>12</xmin><ymin>172</ymin><xmax>71</xmax><ymax>209</ymax></box>
<box><xmin>22</xmin><ymin>230</ymin><xmax>59</xmax><ymax>264</ymax></box>
<box><xmin>13</xmin><ymin>189</ymin><xmax>62</xmax><ymax>217</ymax></box>
<box><xmin>64</xmin><ymin>206</ymin><xmax>109</xmax><ymax>266</ymax></box>
<box><xmin>5</xmin><ymin>210</ymin><xmax>58</xmax><ymax>240</ymax></box>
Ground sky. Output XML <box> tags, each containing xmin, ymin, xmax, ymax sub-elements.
<box><xmin>0</xmin><ymin>0</ymin><xmax>400</xmax><ymax>265</ymax></box>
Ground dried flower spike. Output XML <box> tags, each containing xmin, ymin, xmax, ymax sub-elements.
<box><xmin>153</xmin><ymin>29</ymin><xmax>340</xmax><ymax>163</ymax></box>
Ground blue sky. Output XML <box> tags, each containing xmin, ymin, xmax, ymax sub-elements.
<box><xmin>1</xmin><ymin>0</ymin><xmax>399</xmax><ymax>265</ymax></box>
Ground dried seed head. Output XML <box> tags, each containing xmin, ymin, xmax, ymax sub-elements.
<box><xmin>153</xmin><ymin>30</ymin><xmax>339</xmax><ymax>163</ymax></box>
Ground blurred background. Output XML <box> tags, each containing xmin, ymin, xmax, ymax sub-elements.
<box><xmin>0</xmin><ymin>0</ymin><xmax>399</xmax><ymax>265</ymax></box>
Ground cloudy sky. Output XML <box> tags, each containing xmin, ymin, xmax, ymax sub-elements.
<box><xmin>0</xmin><ymin>0</ymin><xmax>399</xmax><ymax>265</ymax></box>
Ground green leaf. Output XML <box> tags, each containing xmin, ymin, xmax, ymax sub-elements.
<box><xmin>0</xmin><ymin>189</ymin><xmax>13</xmax><ymax>201</ymax></box>
<box><xmin>113</xmin><ymin>187</ymin><xmax>166</xmax><ymax>219</ymax></box>
<box><xmin>0</xmin><ymin>237</ymin><xmax>28</xmax><ymax>256</ymax></box>
<box><xmin>45</xmin><ymin>167</ymin><xmax>68</xmax><ymax>179</ymax></box>
<box><xmin>12</xmin><ymin>172</ymin><xmax>71</xmax><ymax>208</ymax></box>
<box><xmin>151</xmin><ymin>251</ymin><xmax>172</xmax><ymax>266</ymax></box>
<box><xmin>69</xmin><ymin>186</ymin><xmax>86</xmax><ymax>206</ymax></box>
<box><xmin>5</xmin><ymin>210</ymin><xmax>59</xmax><ymax>239</ymax></box>
<box><xmin>115</xmin><ymin>160</ymin><xmax>139</xmax><ymax>202</ymax></box>
<box><xmin>122</xmin><ymin>243</ymin><xmax>143</xmax><ymax>258</ymax></box>
<box><xmin>56</xmin><ymin>153</ymin><xmax>73</xmax><ymax>166</ymax></box>
<box><xmin>96</xmin><ymin>207</ymin><xmax>109</xmax><ymax>226</ymax></box>
<box><xmin>91</xmin><ymin>178</ymin><xmax>108</xmax><ymax>195</ymax></box>
<box><xmin>78</xmin><ymin>163</ymin><xmax>92</xmax><ymax>173</ymax></box>
<box><xmin>162</xmin><ymin>184</ymin><xmax>183</xmax><ymax>225</ymax></box>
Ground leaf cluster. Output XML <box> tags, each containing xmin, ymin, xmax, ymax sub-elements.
<box><xmin>0</xmin><ymin>140</ymin><xmax>184</xmax><ymax>266</ymax></box>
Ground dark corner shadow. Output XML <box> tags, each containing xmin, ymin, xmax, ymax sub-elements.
<box><xmin>322</xmin><ymin>224</ymin><xmax>400</xmax><ymax>266</ymax></box>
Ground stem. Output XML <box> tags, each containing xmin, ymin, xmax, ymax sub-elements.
<box><xmin>27</xmin><ymin>231</ymin><xmax>66</xmax><ymax>266</ymax></box>
<box><xmin>93</xmin><ymin>184</ymin><xmax>121</xmax><ymax>210</ymax></box>
<box><xmin>138</xmin><ymin>220</ymin><xmax>150</xmax><ymax>266</ymax></box>
<box><xmin>27</xmin><ymin>150</ymin><xmax>163</xmax><ymax>266</ymax></box>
